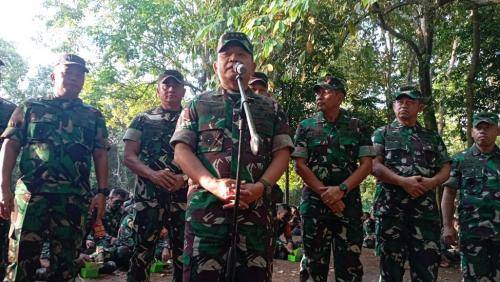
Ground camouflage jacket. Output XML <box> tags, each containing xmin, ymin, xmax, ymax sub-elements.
<box><xmin>292</xmin><ymin>110</ymin><xmax>375</xmax><ymax>218</ymax></box>
<box><xmin>372</xmin><ymin>120</ymin><xmax>450</xmax><ymax>220</ymax></box>
<box><xmin>170</xmin><ymin>88</ymin><xmax>293</xmax><ymax>226</ymax></box>
<box><xmin>116</xmin><ymin>212</ymin><xmax>135</xmax><ymax>248</ymax></box>
<box><xmin>1</xmin><ymin>98</ymin><xmax>109</xmax><ymax>196</ymax></box>
<box><xmin>123</xmin><ymin>107</ymin><xmax>187</xmax><ymax>203</ymax></box>
<box><xmin>0</xmin><ymin>98</ymin><xmax>16</xmax><ymax>145</ymax></box>
<box><xmin>444</xmin><ymin>144</ymin><xmax>500</xmax><ymax>241</ymax></box>
<box><xmin>103</xmin><ymin>205</ymin><xmax>126</xmax><ymax>238</ymax></box>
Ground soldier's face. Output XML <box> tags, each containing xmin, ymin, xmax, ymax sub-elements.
<box><xmin>249</xmin><ymin>81</ymin><xmax>270</xmax><ymax>97</ymax></box>
<box><xmin>472</xmin><ymin>122</ymin><xmax>499</xmax><ymax>147</ymax></box>
<box><xmin>213</xmin><ymin>44</ymin><xmax>256</xmax><ymax>91</ymax></box>
<box><xmin>315</xmin><ymin>88</ymin><xmax>344</xmax><ymax>112</ymax></box>
<box><xmin>393</xmin><ymin>97</ymin><xmax>423</xmax><ymax>121</ymax></box>
<box><xmin>51</xmin><ymin>65</ymin><xmax>85</xmax><ymax>97</ymax></box>
<box><xmin>157</xmin><ymin>78</ymin><xmax>185</xmax><ymax>108</ymax></box>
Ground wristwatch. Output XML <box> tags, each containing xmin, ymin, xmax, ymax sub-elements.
<box><xmin>258</xmin><ymin>178</ymin><xmax>273</xmax><ymax>199</ymax></box>
<box><xmin>96</xmin><ymin>187</ymin><xmax>110</xmax><ymax>197</ymax></box>
<box><xmin>339</xmin><ymin>183</ymin><xmax>349</xmax><ymax>193</ymax></box>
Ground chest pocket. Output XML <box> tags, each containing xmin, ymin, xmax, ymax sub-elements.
<box><xmin>142</xmin><ymin>122</ymin><xmax>174</xmax><ymax>156</ymax></box>
<box><xmin>72</xmin><ymin>118</ymin><xmax>95</xmax><ymax>150</ymax></box>
<box><xmin>384</xmin><ymin>137</ymin><xmax>409</xmax><ymax>166</ymax></box>
<box><xmin>27</xmin><ymin>113</ymin><xmax>58</xmax><ymax>142</ymax></box>
<box><xmin>416</xmin><ymin>138</ymin><xmax>439</xmax><ymax>170</ymax></box>
<box><xmin>462</xmin><ymin>168</ymin><xmax>484</xmax><ymax>195</ymax></box>
<box><xmin>198</xmin><ymin>128</ymin><xmax>225</xmax><ymax>153</ymax></box>
<box><xmin>307</xmin><ymin>132</ymin><xmax>329</xmax><ymax>165</ymax></box>
<box><xmin>339</xmin><ymin>132</ymin><xmax>359</xmax><ymax>162</ymax></box>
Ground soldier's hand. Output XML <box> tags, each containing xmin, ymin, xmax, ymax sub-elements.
<box><xmin>0</xmin><ymin>189</ymin><xmax>13</xmax><ymax>220</ymax></box>
<box><xmin>90</xmin><ymin>193</ymin><xmax>106</xmax><ymax>222</ymax></box>
<box><xmin>171</xmin><ymin>174</ymin><xmax>186</xmax><ymax>191</ymax></box>
<box><xmin>238</xmin><ymin>182</ymin><xmax>265</xmax><ymax>206</ymax></box>
<box><xmin>326</xmin><ymin>200</ymin><xmax>345</xmax><ymax>214</ymax></box>
<box><xmin>320</xmin><ymin>186</ymin><xmax>345</xmax><ymax>206</ymax></box>
<box><xmin>161</xmin><ymin>247</ymin><xmax>172</xmax><ymax>262</ymax></box>
<box><xmin>148</xmin><ymin>169</ymin><xmax>178</xmax><ymax>191</ymax></box>
<box><xmin>400</xmin><ymin>176</ymin><xmax>426</xmax><ymax>198</ymax></box>
<box><xmin>419</xmin><ymin>177</ymin><xmax>436</xmax><ymax>191</ymax></box>
<box><xmin>442</xmin><ymin>225</ymin><xmax>458</xmax><ymax>246</ymax></box>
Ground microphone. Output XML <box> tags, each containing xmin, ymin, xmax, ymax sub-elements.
<box><xmin>233</xmin><ymin>62</ymin><xmax>246</xmax><ymax>75</ymax></box>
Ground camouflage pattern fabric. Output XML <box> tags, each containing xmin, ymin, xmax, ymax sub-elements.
<box><xmin>0</xmin><ymin>97</ymin><xmax>108</xmax><ymax>281</ymax></box>
<box><xmin>0</xmin><ymin>98</ymin><xmax>15</xmax><ymax>281</ymax></box>
<box><xmin>170</xmin><ymin>88</ymin><xmax>293</xmax><ymax>281</ymax></box>
<box><xmin>443</xmin><ymin>144</ymin><xmax>500</xmax><ymax>280</ymax></box>
<box><xmin>5</xmin><ymin>193</ymin><xmax>89</xmax><ymax>281</ymax></box>
<box><xmin>292</xmin><ymin>110</ymin><xmax>375</xmax><ymax>282</ymax></box>
<box><xmin>123</xmin><ymin>107</ymin><xmax>187</xmax><ymax>282</ymax></box>
<box><xmin>372</xmin><ymin>120</ymin><xmax>450</xmax><ymax>281</ymax></box>
<box><xmin>1</xmin><ymin>98</ymin><xmax>109</xmax><ymax>196</ymax></box>
<box><xmin>117</xmin><ymin>212</ymin><xmax>135</xmax><ymax>248</ymax></box>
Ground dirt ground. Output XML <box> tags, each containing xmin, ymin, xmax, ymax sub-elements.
<box><xmin>82</xmin><ymin>249</ymin><xmax>461</xmax><ymax>282</ymax></box>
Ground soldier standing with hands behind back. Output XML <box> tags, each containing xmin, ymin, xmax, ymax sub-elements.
<box><xmin>0</xmin><ymin>54</ymin><xmax>110</xmax><ymax>281</ymax></box>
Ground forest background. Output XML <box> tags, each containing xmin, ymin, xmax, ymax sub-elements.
<box><xmin>0</xmin><ymin>0</ymin><xmax>498</xmax><ymax>211</ymax></box>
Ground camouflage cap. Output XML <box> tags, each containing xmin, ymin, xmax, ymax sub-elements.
<box><xmin>217</xmin><ymin>32</ymin><xmax>253</xmax><ymax>55</ymax></box>
<box><xmin>473</xmin><ymin>112</ymin><xmax>499</xmax><ymax>127</ymax></box>
<box><xmin>158</xmin><ymin>69</ymin><xmax>184</xmax><ymax>84</ymax></box>
<box><xmin>56</xmin><ymin>53</ymin><xmax>89</xmax><ymax>73</ymax></box>
<box><xmin>313</xmin><ymin>76</ymin><xmax>346</xmax><ymax>94</ymax></box>
<box><xmin>249</xmin><ymin>72</ymin><xmax>268</xmax><ymax>86</ymax></box>
<box><xmin>394</xmin><ymin>86</ymin><xmax>424</xmax><ymax>101</ymax></box>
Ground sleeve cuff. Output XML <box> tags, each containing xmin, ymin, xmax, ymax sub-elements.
<box><xmin>272</xmin><ymin>134</ymin><xmax>294</xmax><ymax>153</ymax></box>
<box><xmin>443</xmin><ymin>177</ymin><xmax>458</xmax><ymax>189</ymax></box>
<box><xmin>358</xmin><ymin>145</ymin><xmax>376</xmax><ymax>158</ymax></box>
<box><xmin>123</xmin><ymin>128</ymin><xmax>142</xmax><ymax>142</ymax></box>
<box><xmin>291</xmin><ymin>146</ymin><xmax>308</xmax><ymax>159</ymax></box>
<box><xmin>170</xmin><ymin>129</ymin><xmax>197</xmax><ymax>151</ymax></box>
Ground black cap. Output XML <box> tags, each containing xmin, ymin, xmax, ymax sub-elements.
<box><xmin>313</xmin><ymin>76</ymin><xmax>346</xmax><ymax>94</ymax></box>
<box><xmin>158</xmin><ymin>69</ymin><xmax>184</xmax><ymax>84</ymax></box>
<box><xmin>217</xmin><ymin>32</ymin><xmax>253</xmax><ymax>55</ymax></box>
<box><xmin>249</xmin><ymin>72</ymin><xmax>268</xmax><ymax>86</ymax></box>
<box><xmin>56</xmin><ymin>53</ymin><xmax>89</xmax><ymax>73</ymax></box>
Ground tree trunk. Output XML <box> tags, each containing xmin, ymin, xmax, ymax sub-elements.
<box><xmin>383</xmin><ymin>30</ymin><xmax>395</xmax><ymax>122</ymax></box>
<box><xmin>465</xmin><ymin>6</ymin><xmax>480</xmax><ymax>146</ymax></box>
<box><xmin>418</xmin><ymin>56</ymin><xmax>438</xmax><ymax>131</ymax></box>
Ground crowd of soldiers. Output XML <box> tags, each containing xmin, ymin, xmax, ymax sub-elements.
<box><xmin>0</xmin><ymin>31</ymin><xmax>498</xmax><ymax>282</ymax></box>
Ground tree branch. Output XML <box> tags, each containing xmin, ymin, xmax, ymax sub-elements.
<box><xmin>372</xmin><ymin>2</ymin><xmax>422</xmax><ymax>56</ymax></box>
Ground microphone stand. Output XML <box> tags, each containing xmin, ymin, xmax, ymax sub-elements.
<box><xmin>225</xmin><ymin>73</ymin><xmax>262</xmax><ymax>282</ymax></box>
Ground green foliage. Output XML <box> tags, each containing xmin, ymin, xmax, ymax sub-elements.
<box><xmin>0</xmin><ymin>39</ymin><xmax>28</xmax><ymax>103</ymax></box>
<box><xmin>26</xmin><ymin>0</ymin><xmax>499</xmax><ymax>202</ymax></box>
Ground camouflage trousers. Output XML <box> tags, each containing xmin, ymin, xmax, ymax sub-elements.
<box><xmin>183</xmin><ymin>220</ymin><xmax>272</xmax><ymax>282</ymax></box>
<box><xmin>459</xmin><ymin>238</ymin><xmax>500</xmax><ymax>281</ymax></box>
<box><xmin>0</xmin><ymin>219</ymin><xmax>9</xmax><ymax>280</ymax></box>
<box><xmin>300</xmin><ymin>215</ymin><xmax>363</xmax><ymax>282</ymax></box>
<box><xmin>127</xmin><ymin>200</ymin><xmax>186</xmax><ymax>282</ymax></box>
<box><xmin>5</xmin><ymin>193</ymin><xmax>88</xmax><ymax>282</ymax></box>
<box><xmin>375</xmin><ymin>216</ymin><xmax>441</xmax><ymax>282</ymax></box>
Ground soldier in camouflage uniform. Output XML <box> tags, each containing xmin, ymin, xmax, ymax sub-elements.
<box><xmin>123</xmin><ymin>69</ymin><xmax>187</xmax><ymax>282</ymax></box>
<box><xmin>442</xmin><ymin>112</ymin><xmax>500</xmax><ymax>281</ymax></box>
<box><xmin>0</xmin><ymin>54</ymin><xmax>110</xmax><ymax>281</ymax></box>
<box><xmin>0</xmin><ymin>97</ymin><xmax>16</xmax><ymax>281</ymax></box>
<box><xmin>292</xmin><ymin>76</ymin><xmax>375</xmax><ymax>282</ymax></box>
<box><xmin>371</xmin><ymin>87</ymin><xmax>451</xmax><ymax>281</ymax></box>
<box><xmin>249</xmin><ymin>72</ymin><xmax>271</xmax><ymax>98</ymax></box>
<box><xmin>102</xmin><ymin>188</ymin><xmax>128</xmax><ymax>238</ymax></box>
<box><xmin>171</xmin><ymin>31</ymin><xmax>293</xmax><ymax>282</ymax></box>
